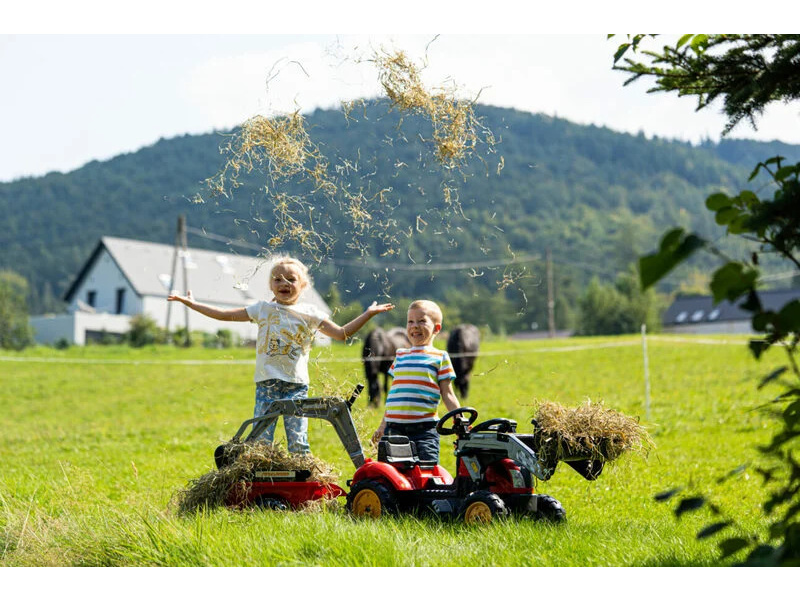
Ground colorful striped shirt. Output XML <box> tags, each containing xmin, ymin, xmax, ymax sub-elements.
<box><xmin>385</xmin><ymin>346</ymin><xmax>456</xmax><ymax>424</ymax></box>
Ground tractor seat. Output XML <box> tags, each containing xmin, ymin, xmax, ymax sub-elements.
<box><xmin>378</xmin><ymin>435</ymin><xmax>419</xmax><ymax>468</ymax></box>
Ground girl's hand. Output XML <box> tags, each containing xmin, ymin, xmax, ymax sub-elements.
<box><xmin>167</xmin><ymin>290</ymin><xmax>194</xmax><ymax>305</ymax></box>
<box><xmin>367</xmin><ymin>301</ymin><xmax>395</xmax><ymax>315</ymax></box>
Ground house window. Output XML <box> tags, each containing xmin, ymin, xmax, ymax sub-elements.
<box><xmin>115</xmin><ymin>288</ymin><xmax>126</xmax><ymax>314</ymax></box>
<box><xmin>675</xmin><ymin>311</ymin><xmax>688</xmax><ymax>323</ymax></box>
<box><xmin>86</xmin><ymin>290</ymin><xmax>97</xmax><ymax>307</ymax></box>
<box><xmin>708</xmin><ymin>308</ymin><xmax>721</xmax><ymax>321</ymax></box>
<box><xmin>691</xmin><ymin>310</ymin><xmax>704</xmax><ymax>322</ymax></box>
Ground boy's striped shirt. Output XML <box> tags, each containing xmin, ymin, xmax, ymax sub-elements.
<box><xmin>385</xmin><ymin>346</ymin><xmax>456</xmax><ymax>424</ymax></box>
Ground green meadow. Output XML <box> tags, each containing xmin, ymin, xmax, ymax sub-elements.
<box><xmin>0</xmin><ymin>335</ymin><xmax>784</xmax><ymax>566</ymax></box>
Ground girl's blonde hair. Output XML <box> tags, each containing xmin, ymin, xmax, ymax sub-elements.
<box><xmin>269</xmin><ymin>256</ymin><xmax>311</xmax><ymax>284</ymax></box>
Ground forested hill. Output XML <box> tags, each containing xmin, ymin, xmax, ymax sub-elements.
<box><xmin>2</xmin><ymin>100</ymin><xmax>798</xmax><ymax>331</ymax></box>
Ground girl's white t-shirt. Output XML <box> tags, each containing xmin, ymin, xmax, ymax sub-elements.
<box><xmin>245</xmin><ymin>300</ymin><xmax>327</xmax><ymax>384</ymax></box>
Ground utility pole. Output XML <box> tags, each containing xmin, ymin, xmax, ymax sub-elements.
<box><xmin>546</xmin><ymin>248</ymin><xmax>556</xmax><ymax>338</ymax></box>
<box><xmin>165</xmin><ymin>215</ymin><xmax>191</xmax><ymax>345</ymax></box>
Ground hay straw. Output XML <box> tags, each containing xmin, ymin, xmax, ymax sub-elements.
<box><xmin>533</xmin><ymin>400</ymin><xmax>654</xmax><ymax>462</ymax></box>
<box><xmin>174</xmin><ymin>441</ymin><xmax>340</xmax><ymax>515</ymax></box>
<box><xmin>374</xmin><ymin>49</ymin><xmax>492</xmax><ymax>169</ymax></box>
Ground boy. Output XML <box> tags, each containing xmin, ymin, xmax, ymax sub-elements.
<box><xmin>371</xmin><ymin>299</ymin><xmax>461</xmax><ymax>463</ymax></box>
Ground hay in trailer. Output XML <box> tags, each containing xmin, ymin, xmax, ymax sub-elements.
<box><xmin>533</xmin><ymin>400</ymin><xmax>654</xmax><ymax>462</ymax></box>
<box><xmin>174</xmin><ymin>441</ymin><xmax>339</xmax><ymax>515</ymax></box>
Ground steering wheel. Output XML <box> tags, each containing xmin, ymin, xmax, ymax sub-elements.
<box><xmin>470</xmin><ymin>418</ymin><xmax>517</xmax><ymax>434</ymax></box>
<box><xmin>436</xmin><ymin>407</ymin><xmax>479</xmax><ymax>436</ymax></box>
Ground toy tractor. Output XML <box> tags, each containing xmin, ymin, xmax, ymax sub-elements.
<box><xmin>213</xmin><ymin>385</ymin><xmax>367</xmax><ymax>510</ymax></box>
<box><xmin>345</xmin><ymin>407</ymin><xmax>606</xmax><ymax>523</ymax></box>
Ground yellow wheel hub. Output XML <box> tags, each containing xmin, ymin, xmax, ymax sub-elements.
<box><xmin>352</xmin><ymin>489</ymin><xmax>382</xmax><ymax>518</ymax></box>
<box><xmin>464</xmin><ymin>501</ymin><xmax>493</xmax><ymax>524</ymax></box>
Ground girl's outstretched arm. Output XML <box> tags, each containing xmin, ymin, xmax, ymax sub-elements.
<box><xmin>167</xmin><ymin>291</ymin><xmax>250</xmax><ymax>322</ymax></box>
<box><xmin>318</xmin><ymin>301</ymin><xmax>394</xmax><ymax>341</ymax></box>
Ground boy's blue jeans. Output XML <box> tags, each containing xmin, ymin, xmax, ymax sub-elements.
<box><xmin>384</xmin><ymin>421</ymin><xmax>440</xmax><ymax>463</ymax></box>
<box><xmin>254</xmin><ymin>379</ymin><xmax>310</xmax><ymax>454</ymax></box>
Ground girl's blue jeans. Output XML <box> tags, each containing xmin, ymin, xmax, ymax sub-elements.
<box><xmin>254</xmin><ymin>379</ymin><xmax>310</xmax><ymax>454</ymax></box>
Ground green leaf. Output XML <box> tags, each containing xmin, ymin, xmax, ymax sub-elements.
<box><xmin>639</xmin><ymin>228</ymin><xmax>705</xmax><ymax>289</ymax></box>
<box><xmin>705</xmin><ymin>192</ymin><xmax>732</xmax><ymax>210</ymax></box>
<box><xmin>719</xmin><ymin>537</ymin><xmax>750</xmax><ymax>559</ymax></box>
<box><xmin>751</xmin><ymin>311</ymin><xmax>775</xmax><ymax>333</ymax></box>
<box><xmin>775</xmin><ymin>165</ymin><xmax>798</xmax><ymax>181</ymax></box>
<box><xmin>778</xmin><ymin>300</ymin><xmax>800</xmax><ymax>330</ymax></box>
<box><xmin>697</xmin><ymin>521</ymin><xmax>732</xmax><ymax>539</ymax></box>
<box><xmin>783</xmin><ymin>400</ymin><xmax>800</xmax><ymax>429</ymax></box>
<box><xmin>690</xmin><ymin>34</ymin><xmax>709</xmax><ymax>52</ymax></box>
<box><xmin>710</xmin><ymin>263</ymin><xmax>757</xmax><ymax>303</ymax></box>
<box><xmin>714</xmin><ymin>206</ymin><xmax>740</xmax><ymax>225</ymax></box>
<box><xmin>740</xmin><ymin>290</ymin><xmax>762</xmax><ymax>313</ymax></box>
<box><xmin>675</xmin><ymin>496</ymin><xmax>705</xmax><ymax>517</ymax></box>
<box><xmin>748</xmin><ymin>339</ymin><xmax>770</xmax><ymax>359</ymax></box>
<box><xmin>758</xmin><ymin>366</ymin><xmax>788</xmax><ymax>390</ymax></box>
<box><xmin>677</xmin><ymin>34</ymin><xmax>693</xmax><ymax>48</ymax></box>
<box><xmin>654</xmin><ymin>487</ymin><xmax>682</xmax><ymax>502</ymax></box>
<box><xmin>613</xmin><ymin>43</ymin><xmax>631</xmax><ymax>64</ymax></box>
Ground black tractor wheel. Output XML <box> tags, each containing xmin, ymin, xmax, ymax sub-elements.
<box><xmin>532</xmin><ymin>494</ymin><xmax>567</xmax><ymax>523</ymax></box>
<box><xmin>254</xmin><ymin>496</ymin><xmax>290</xmax><ymax>511</ymax></box>
<box><xmin>346</xmin><ymin>480</ymin><xmax>398</xmax><ymax>519</ymax></box>
<box><xmin>460</xmin><ymin>491</ymin><xmax>509</xmax><ymax>524</ymax></box>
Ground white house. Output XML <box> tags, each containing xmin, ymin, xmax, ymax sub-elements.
<box><xmin>662</xmin><ymin>289</ymin><xmax>800</xmax><ymax>334</ymax></box>
<box><xmin>30</xmin><ymin>236</ymin><xmax>332</xmax><ymax>346</ymax></box>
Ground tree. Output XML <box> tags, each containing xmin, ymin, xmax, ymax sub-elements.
<box><xmin>576</xmin><ymin>267</ymin><xmax>664</xmax><ymax>336</ymax></box>
<box><xmin>614</xmin><ymin>34</ymin><xmax>800</xmax><ymax>566</ymax></box>
<box><xmin>0</xmin><ymin>270</ymin><xmax>34</xmax><ymax>350</ymax></box>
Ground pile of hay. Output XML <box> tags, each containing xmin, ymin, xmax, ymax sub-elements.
<box><xmin>174</xmin><ymin>441</ymin><xmax>339</xmax><ymax>515</ymax></box>
<box><xmin>533</xmin><ymin>400</ymin><xmax>653</xmax><ymax>462</ymax></box>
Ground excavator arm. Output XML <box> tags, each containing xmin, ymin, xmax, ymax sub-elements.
<box><xmin>215</xmin><ymin>385</ymin><xmax>366</xmax><ymax>469</ymax></box>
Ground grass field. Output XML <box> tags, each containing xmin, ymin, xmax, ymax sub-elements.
<box><xmin>0</xmin><ymin>334</ymin><xmax>786</xmax><ymax>567</ymax></box>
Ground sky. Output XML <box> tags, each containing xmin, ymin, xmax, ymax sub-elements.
<box><xmin>3</xmin><ymin>5</ymin><xmax>799</xmax><ymax>183</ymax></box>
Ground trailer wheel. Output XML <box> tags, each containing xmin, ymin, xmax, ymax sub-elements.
<box><xmin>254</xmin><ymin>496</ymin><xmax>290</xmax><ymax>511</ymax></box>
<box><xmin>533</xmin><ymin>494</ymin><xmax>566</xmax><ymax>523</ymax></box>
<box><xmin>347</xmin><ymin>481</ymin><xmax>397</xmax><ymax>518</ymax></box>
<box><xmin>461</xmin><ymin>491</ymin><xmax>509</xmax><ymax>524</ymax></box>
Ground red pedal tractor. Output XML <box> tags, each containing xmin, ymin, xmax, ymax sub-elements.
<box><xmin>346</xmin><ymin>407</ymin><xmax>604</xmax><ymax>523</ymax></box>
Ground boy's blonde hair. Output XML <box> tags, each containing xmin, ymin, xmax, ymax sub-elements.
<box><xmin>408</xmin><ymin>299</ymin><xmax>443</xmax><ymax>325</ymax></box>
<box><xmin>270</xmin><ymin>256</ymin><xmax>310</xmax><ymax>284</ymax></box>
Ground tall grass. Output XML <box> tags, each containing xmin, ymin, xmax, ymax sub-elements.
<box><xmin>0</xmin><ymin>335</ymin><xmax>782</xmax><ymax>566</ymax></box>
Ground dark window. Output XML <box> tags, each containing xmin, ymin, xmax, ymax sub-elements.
<box><xmin>115</xmin><ymin>288</ymin><xmax>126</xmax><ymax>314</ymax></box>
<box><xmin>86</xmin><ymin>290</ymin><xmax>96</xmax><ymax>307</ymax></box>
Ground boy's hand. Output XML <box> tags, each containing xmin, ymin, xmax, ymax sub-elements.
<box><xmin>371</xmin><ymin>423</ymin><xmax>386</xmax><ymax>445</ymax></box>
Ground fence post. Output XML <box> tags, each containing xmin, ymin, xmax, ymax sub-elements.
<box><xmin>641</xmin><ymin>324</ymin><xmax>651</xmax><ymax>421</ymax></box>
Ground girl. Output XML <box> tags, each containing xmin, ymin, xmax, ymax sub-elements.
<box><xmin>168</xmin><ymin>256</ymin><xmax>393</xmax><ymax>453</ymax></box>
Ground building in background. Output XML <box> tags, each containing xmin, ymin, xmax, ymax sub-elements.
<box><xmin>662</xmin><ymin>289</ymin><xmax>800</xmax><ymax>334</ymax></box>
<box><xmin>30</xmin><ymin>236</ymin><xmax>331</xmax><ymax>346</ymax></box>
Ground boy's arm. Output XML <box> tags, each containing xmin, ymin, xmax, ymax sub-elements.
<box><xmin>371</xmin><ymin>416</ymin><xmax>387</xmax><ymax>446</ymax></box>
<box><xmin>167</xmin><ymin>291</ymin><xmax>250</xmax><ymax>322</ymax></box>
<box><xmin>439</xmin><ymin>379</ymin><xmax>461</xmax><ymax>413</ymax></box>
<box><xmin>318</xmin><ymin>301</ymin><xmax>394</xmax><ymax>341</ymax></box>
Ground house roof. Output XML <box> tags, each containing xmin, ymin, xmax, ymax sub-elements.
<box><xmin>663</xmin><ymin>289</ymin><xmax>800</xmax><ymax>327</ymax></box>
<box><xmin>63</xmin><ymin>236</ymin><xmax>331</xmax><ymax>314</ymax></box>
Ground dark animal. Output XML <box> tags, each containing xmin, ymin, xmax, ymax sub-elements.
<box><xmin>447</xmin><ymin>324</ymin><xmax>480</xmax><ymax>400</ymax></box>
<box><xmin>362</xmin><ymin>326</ymin><xmax>410</xmax><ymax>406</ymax></box>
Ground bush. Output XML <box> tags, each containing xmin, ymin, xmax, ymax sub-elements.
<box><xmin>126</xmin><ymin>314</ymin><xmax>164</xmax><ymax>347</ymax></box>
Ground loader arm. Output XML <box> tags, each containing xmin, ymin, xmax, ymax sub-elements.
<box><xmin>223</xmin><ymin>385</ymin><xmax>366</xmax><ymax>469</ymax></box>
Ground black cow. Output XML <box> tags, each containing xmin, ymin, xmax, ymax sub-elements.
<box><xmin>362</xmin><ymin>326</ymin><xmax>410</xmax><ymax>406</ymax></box>
<box><xmin>447</xmin><ymin>324</ymin><xmax>480</xmax><ymax>400</ymax></box>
